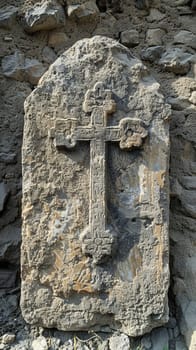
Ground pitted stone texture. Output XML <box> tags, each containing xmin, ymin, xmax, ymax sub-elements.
<box><xmin>21</xmin><ymin>36</ymin><xmax>170</xmax><ymax>336</ymax></box>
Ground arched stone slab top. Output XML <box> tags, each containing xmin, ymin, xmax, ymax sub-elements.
<box><xmin>21</xmin><ymin>36</ymin><xmax>171</xmax><ymax>336</ymax></box>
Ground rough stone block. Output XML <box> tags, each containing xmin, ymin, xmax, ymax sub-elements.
<box><xmin>1</xmin><ymin>51</ymin><xmax>46</xmax><ymax>85</ymax></box>
<box><xmin>21</xmin><ymin>36</ymin><xmax>170</xmax><ymax>336</ymax></box>
<box><xmin>0</xmin><ymin>6</ymin><xmax>18</xmax><ymax>29</ymax></box>
<box><xmin>174</xmin><ymin>30</ymin><xmax>196</xmax><ymax>49</ymax></box>
<box><xmin>146</xmin><ymin>28</ymin><xmax>165</xmax><ymax>46</ymax></box>
<box><xmin>120</xmin><ymin>29</ymin><xmax>140</xmax><ymax>47</ymax></box>
<box><xmin>23</xmin><ymin>0</ymin><xmax>66</xmax><ymax>33</ymax></box>
<box><xmin>67</xmin><ymin>1</ymin><xmax>99</xmax><ymax>21</ymax></box>
<box><xmin>159</xmin><ymin>48</ymin><xmax>193</xmax><ymax>74</ymax></box>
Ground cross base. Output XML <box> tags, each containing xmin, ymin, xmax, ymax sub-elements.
<box><xmin>80</xmin><ymin>226</ymin><xmax>117</xmax><ymax>264</ymax></box>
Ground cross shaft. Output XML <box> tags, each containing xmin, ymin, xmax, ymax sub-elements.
<box><xmin>53</xmin><ymin>82</ymin><xmax>148</xmax><ymax>263</ymax></box>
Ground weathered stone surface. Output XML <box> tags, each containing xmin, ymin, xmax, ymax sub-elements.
<box><xmin>24</xmin><ymin>58</ymin><xmax>46</xmax><ymax>85</ymax></box>
<box><xmin>146</xmin><ymin>29</ymin><xmax>165</xmax><ymax>46</ymax></box>
<box><xmin>147</xmin><ymin>8</ymin><xmax>166</xmax><ymax>22</ymax></box>
<box><xmin>0</xmin><ymin>152</ymin><xmax>17</xmax><ymax>164</ymax></box>
<box><xmin>0</xmin><ymin>269</ymin><xmax>16</xmax><ymax>289</ymax></box>
<box><xmin>179</xmin><ymin>301</ymin><xmax>196</xmax><ymax>349</ymax></box>
<box><xmin>32</xmin><ymin>336</ymin><xmax>48</xmax><ymax>350</ymax></box>
<box><xmin>141</xmin><ymin>46</ymin><xmax>164</xmax><ymax>63</ymax></box>
<box><xmin>23</xmin><ymin>1</ymin><xmax>66</xmax><ymax>33</ymax></box>
<box><xmin>0</xmin><ymin>182</ymin><xmax>9</xmax><ymax>212</ymax></box>
<box><xmin>109</xmin><ymin>333</ymin><xmax>130</xmax><ymax>350</ymax></box>
<box><xmin>1</xmin><ymin>51</ymin><xmax>46</xmax><ymax>85</ymax></box>
<box><xmin>1</xmin><ymin>334</ymin><xmax>15</xmax><ymax>345</ymax></box>
<box><xmin>21</xmin><ymin>36</ymin><xmax>170</xmax><ymax>336</ymax></box>
<box><xmin>0</xmin><ymin>6</ymin><xmax>18</xmax><ymax>30</ymax></box>
<box><xmin>174</xmin><ymin>30</ymin><xmax>196</xmax><ymax>49</ymax></box>
<box><xmin>189</xmin><ymin>91</ymin><xmax>196</xmax><ymax>105</ymax></box>
<box><xmin>135</xmin><ymin>0</ymin><xmax>151</xmax><ymax>10</ymax></box>
<box><xmin>159</xmin><ymin>48</ymin><xmax>193</xmax><ymax>74</ymax></box>
<box><xmin>1</xmin><ymin>51</ymin><xmax>25</xmax><ymax>81</ymax></box>
<box><xmin>42</xmin><ymin>47</ymin><xmax>57</xmax><ymax>64</ymax></box>
<box><xmin>67</xmin><ymin>1</ymin><xmax>99</xmax><ymax>21</ymax></box>
<box><xmin>176</xmin><ymin>338</ymin><xmax>188</xmax><ymax>350</ymax></box>
<box><xmin>0</xmin><ymin>225</ymin><xmax>21</xmax><ymax>264</ymax></box>
<box><xmin>48</xmin><ymin>31</ymin><xmax>69</xmax><ymax>49</ymax></box>
<box><xmin>120</xmin><ymin>30</ymin><xmax>140</xmax><ymax>47</ymax></box>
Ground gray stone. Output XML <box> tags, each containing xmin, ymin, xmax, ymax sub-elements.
<box><xmin>48</xmin><ymin>31</ymin><xmax>69</xmax><ymax>49</ymax></box>
<box><xmin>147</xmin><ymin>8</ymin><xmax>166</xmax><ymax>22</ymax></box>
<box><xmin>1</xmin><ymin>51</ymin><xmax>46</xmax><ymax>84</ymax></box>
<box><xmin>0</xmin><ymin>6</ymin><xmax>18</xmax><ymax>29</ymax></box>
<box><xmin>146</xmin><ymin>29</ymin><xmax>165</xmax><ymax>46</ymax></box>
<box><xmin>0</xmin><ymin>225</ymin><xmax>21</xmax><ymax>264</ymax></box>
<box><xmin>109</xmin><ymin>334</ymin><xmax>130</xmax><ymax>350</ymax></box>
<box><xmin>0</xmin><ymin>182</ymin><xmax>9</xmax><ymax>212</ymax></box>
<box><xmin>159</xmin><ymin>48</ymin><xmax>193</xmax><ymax>74</ymax></box>
<box><xmin>32</xmin><ymin>336</ymin><xmax>48</xmax><ymax>350</ymax></box>
<box><xmin>141</xmin><ymin>334</ymin><xmax>152</xmax><ymax>349</ymax></box>
<box><xmin>141</xmin><ymin>46</ymin><xmax>164</xmax><ymax>63</ymax></box>
<box><xmin>24</xmin><ymin>58</ymin><xmax>46</xmax><ymax>85</ymax></box>
<box><xmin>180</xmin><ymin>302</ymin><xmax>196</xmax><ymax>348</ymax></box>
<box><xmin>0</xmin><ymin>152</ymin><xmax>17</xmax><ymax>164</ymax></box>
<box><xmin>97</xmin><ymin>340</ymin><xmax>109</xmax><ymax>350</ymax></box>
<box><xmin>1</xmin><ymin>51</ymin><xmax>25</xmax><ymax>81</ymax></box>
<box><xmin>189</xmin><ymin>91</ymin><xmax>196</xmax><ymax>105</ymax></box>
<box><xmin>180</xmin><ymin>176</ymin><xmax>196</xmax><ymax>190</ymax></box>
<box><xmin>166</xmin><ymin>97</ymin><xmax>190</xmax><ymax>110</ymax></box>
<box><xmin>151</xmin><ymin>328</ymin><xmax>169</xmax><ymax>350</ymax></box>
<box><xmin>21</xmin><ymin>36</ymin><xmax>170</xmax><ymax>336</ymax></box>
<box><xmin>3</xmin><ymin>35</ymin><xmax>13</xmax><ymax>42</ymax></box>
<box><xmin>135</xmin><ymin>0</ymin><xmax>151</xmax><ymax>10</ymax></box>
<box><xmin>0</xmin><ymin>269</ymin><xmax>16</xmax><ymax>289</ymax></box>
<box><xmin>2</xmin><ymin>334</ymin><xmax>15</xmax><ymax>345</ymax></box>
<box><xmin>120</xmin><ymin>29</ymin><xmax>140</xmax><ymax>47</ymax></box>
<box><xmin>171</xmin><ymin>0</ymin><xmax>190</xmax><ymax>5</ymax></box>
<box><xmin>192</xmin><ymin>0</ymin><xmax>196</xmax><ymax>10</ymax></box>
<box><xmin>174</xmin><ymin>30</ymin><xmax>196</xmax><ymax>49</ymax></box>
<box><xmin>67</xmin><ymin>1</ymin><xmax>99</xmax><ymax>21</ymax></box>
<box><xmin>76</xmin><ymin>344</ymin><xmax>90</xmax><ymax>350</ymax></box>
<box><xmin>167</xmin><ymin>317</ymin><xmax>177</xmax><ymax>329</ymax></box>
<box><xmin>23</xmin><ymin>1</ymin><xmax>66</xmax><ymax>33</ymax></box>
<box><xmin>175</xmin><ymin>337</ymin><xmax>187</xmax><ymax>350</ymax></box>
<box><xmin>173</xmin><ymin>325</ymin><xmax>180</xmax><ymax>338</ymax></box>
<box><xmin>42</xmin><ymin>47</ymin><xmax>57</xmax><ymax>64</ymax></box>
<box><xmin>190</xmin><ymin>332</ymin><xmax>196</xmax><ymax>350</ymax></box>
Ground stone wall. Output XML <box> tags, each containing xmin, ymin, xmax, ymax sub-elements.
<box><xmin>0</xmin><ymin>0</ymin><xmax>195</xmax><ymax>349</ymax></box>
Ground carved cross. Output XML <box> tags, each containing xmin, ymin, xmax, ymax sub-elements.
<box><xmin>52</xmin><ymin>82</ymin><xmax>147</xmax><ymax>264</ymax></box>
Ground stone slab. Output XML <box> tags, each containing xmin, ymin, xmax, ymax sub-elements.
<box><xmin>21</xmin><ymin>36</ymin><xmax>170</xmax><ymax>336</ymax></box>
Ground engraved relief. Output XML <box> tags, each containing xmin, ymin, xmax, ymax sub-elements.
<box><xmin>53</xmin><ymin>82</ymin><xmax>148</xmax><ymax>264</ymax></box>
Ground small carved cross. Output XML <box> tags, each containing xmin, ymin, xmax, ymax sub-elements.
<box><xmin>52</xmin><ymin>82</ymin><xmax>147</xmax><ymax>264</ymax></box>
